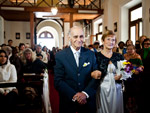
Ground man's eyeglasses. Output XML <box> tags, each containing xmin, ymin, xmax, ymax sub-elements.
<box><xmin>144</xmin><ymin>43</ymin><xmax>150</xmax><ymax>45</ymax></box>
<box><xmin>0</xmin><ymin>56</ymin><xmax>7</xmax><ymax>58</ymax></box>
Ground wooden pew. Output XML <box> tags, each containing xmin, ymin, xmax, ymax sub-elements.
<box><xmin>0</xmin><ymin>73</ymin><xmax>52</xmax><ymax>113</ymax></box>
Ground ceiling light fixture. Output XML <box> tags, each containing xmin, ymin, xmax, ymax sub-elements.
<box><xmin>51</xmin><ymin>7</ymin><xmax>58</xmax><ymax>15</ymax></box>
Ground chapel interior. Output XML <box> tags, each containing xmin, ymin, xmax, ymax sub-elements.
<box><xmin>0</xmin><ymin>0</ymin><xmax>150</xmax><ymax>113</ymax></box>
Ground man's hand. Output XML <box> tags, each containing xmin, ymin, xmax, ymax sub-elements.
<box><xmin>91</xmin><ymin>70</ymin><xmax>102</xmax><ymax>79</ymax></box>
<box><xmin>73</xmin><ymin>92</ymin><xmax>87</xmax><ymax>104</ymax></box>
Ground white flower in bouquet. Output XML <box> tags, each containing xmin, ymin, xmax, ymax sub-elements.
<box><xmin>116</xmin><ymin>60</ymin><xmax>134</xmax><ymax>80</ymax></box>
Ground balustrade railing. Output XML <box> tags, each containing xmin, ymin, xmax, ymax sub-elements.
<box><xmin>0</xmin><ymin>0</ymin><xmax>101</xmax><ymax>9</ymax></box>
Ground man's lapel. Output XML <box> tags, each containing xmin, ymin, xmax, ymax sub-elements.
<box><xmin>66</xmin><ymin>47</ymin><xmax>78</xmax><ymax>70</ymax></box>
<box><xmin>79</xmin><ymin>47</ymin><xmax>88</xmax><ymax>71</ymax></box>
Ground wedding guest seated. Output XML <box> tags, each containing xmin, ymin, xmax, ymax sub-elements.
<box><xmin>33</xmin><ymin>45</ymin><xmax>48</xmax><ymax>64</ymax></box>
<box><xmin>21</xmin><ymin>48</ymin><xmax>47</xmax><ymax>74</ymax></box>
<box><xmin>88</xmin><ymin>44</ymin><xmax>93</xmax><ymax>50</ymax></box>
<box><xmin>20</xmin><ymin>48</ymin><xmax>47</xmax><ymax>105</ymax></box>
<box><xmin>123</xmin><ymin>39</ymin><xmax>133</xmax><ymax>55</ymax></box>
<box><xmin>18</xmin><ymin>43</ymin><xmax>25</xmax><ymax>58</ymax></box>
<box><xmin>135</xmin><ymin>40</ymin><xmax>141</xmax><ymax>54</ymax></box>
<box><xmin>124</xmin><ymin>44</ymin><xmax>144</xmax><ymax>113</ymax></box>
<box><xmin>1</xmin><ymin>45</ymin><xmax>12</xmax><ymax>60</ymax></box>
<box><xmin>118</xmin><ymin>41</ymin><xmax>125</xmax><ymax>55</ymax></box>
<box><xmin>0</xmin><ymin>50</ymin><xmax>18</xmax><ymax>112</ymax></box>
<box><xmin>7</xmin><ymin>39</ymin><xmax>15</xmax><ymax>49</ymax></box>
<box><xmin>36</xmin><ymin>53</ymin><xmax>43</xmax><ymax>61</ymax></box>
<box><xmin>42</xmin><ymin>46</ymin><xmax>50</xmax><ymax>61</ymax></box>
<box><xmin>25</xmin><ymin>43</ymin><xmax>30</xmax><ymax>49</ymax></box>
<box><xmin>92</xmin><ymin>41</ymin><xmax>101</xmax><ymax>52</ymax></box>
<box><xmin>10</xmin><ymin>47</ymin><xmax>23</xmax><ymax>82</ymax></box>
<box><xmin>139</xmin><ymin>35</ymin><xmax>147</xmax><ymax>49</ymax></box>
<box><xmin>0</xmin><ymin>43</ymin><xmax>6</xmax><ymax>49</ymax></box>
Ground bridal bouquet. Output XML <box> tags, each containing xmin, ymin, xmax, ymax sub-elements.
<box><xmin>116</xmin><ymin>60</ymin><xmax>134</xmax><ymax>80</ymax></box>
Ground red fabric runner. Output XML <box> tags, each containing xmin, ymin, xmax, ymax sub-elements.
<box><xmin>49</xmin><ymin>70</ymin><xmax>59</xmax><ymax>113</ymax></box>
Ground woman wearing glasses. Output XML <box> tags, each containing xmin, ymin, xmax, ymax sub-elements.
<box><xmin>139</xmin><ymin>38</ymin><xmax>150</xmax><ymax>113</ymax></box>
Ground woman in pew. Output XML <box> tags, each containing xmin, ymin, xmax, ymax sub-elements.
<box><xmin>20</xmin><ymin>48</ymin><xmax>47</xmax><ymax>105</ymax></box>
<box><xmin>21</xmin><ymin>48</ymin><xmax>47</xmax><ymax>74</ymax></box>
<box><xmin>0</xmin><ymin>50</ymin><xmax>18</xmax><ymax>112</ymax></box>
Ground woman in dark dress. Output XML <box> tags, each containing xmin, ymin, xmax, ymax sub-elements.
<box><xmin>139</xmin><ymin>38</ymin><xmax>150</xmax><ymax>113</ymax></box>
<box><xmin>91</xmin><ymin>30</ymin><xmax>124</xmax><ymax>113</ymax></box>
<box><xmin>124</xmin><ymin>44</ymin><xmax>144</xmax><ymax>113</ymax></box>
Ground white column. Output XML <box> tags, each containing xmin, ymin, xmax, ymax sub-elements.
<box><xmin>64</xmin><ymin>22</ymin><xmax>70</xmax><ymax>46</ymax></box>
<box><xmin>0</xmin><ymin>16</ymin><xmax>4</xmax><ymax>45</ymax></box>
<box><xmin>142</xmin><ymin>0</ymin><xmax>150</xmax><ymax>37</ymax></box>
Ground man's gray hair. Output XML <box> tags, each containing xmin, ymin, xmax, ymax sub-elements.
<box><xmin>68</xmin><ymin>26</ymin><xmax>84</xmax><ymax>38</ymax></box>
<box><xmin>1</xmin><ymin>46</ymin><xmax>12</xmax><ymax>56</ymax></box>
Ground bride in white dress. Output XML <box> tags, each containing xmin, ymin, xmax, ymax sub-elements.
<box><xmin>92</xmin><ymin>30</ymin><xmax>124</xmax><ymax>113</ymax></box>
<box><xmin>96</xmin><ymin>62</ymin><xmax>124</xmax><ymax>113</ymax></box>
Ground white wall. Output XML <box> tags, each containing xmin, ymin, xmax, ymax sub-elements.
<box><xmin>3</xmin><ymin>20</ymin><xmax>83</xmax><ymax>48</ymax></box>
<box><xmin>4</xmin><ymin>21</ymin><xmax>31</xmax><ymax>47</ymax></box>
<box><xmin>97</xmin><ymin>0</ymin><xmax>121</xmax><ymax>42</ymax></box>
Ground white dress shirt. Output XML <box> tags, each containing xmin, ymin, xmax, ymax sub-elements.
<box><xmin>70</xmin><ymin>46</ymin><xmax>89</xmax><ymax>100</ymax></box>
<box><xmin>70</xmin><ymin>46</ymin><xmax>81</xmax><ymax>67</ymax></box>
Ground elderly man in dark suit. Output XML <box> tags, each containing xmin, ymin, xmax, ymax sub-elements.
<box><xmin>54</xmin><ymin>26</ymin><xmax>101</xmax><ymax>113</ymax></box>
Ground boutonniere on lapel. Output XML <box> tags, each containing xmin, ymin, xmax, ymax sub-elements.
<box><xmin>83</xmin><ymin>62</ymin><xmax>90</xmax><ymax>67</ymax></box>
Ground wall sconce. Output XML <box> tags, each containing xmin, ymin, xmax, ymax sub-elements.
<box><xmin>51</xmin><ymin>7</ymin><xmax>58</xmax><ymax>15</ymax></box>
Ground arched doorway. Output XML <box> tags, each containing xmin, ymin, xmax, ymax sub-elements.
<box><xmin>36</xmin><ymin>19</ymin><xmax>63</xmax><ymax>50</ymax></box>
<box><xmin>37</xmin><ymin>26</ymin><xmax>58</xmax><ymax>50</ymax></box>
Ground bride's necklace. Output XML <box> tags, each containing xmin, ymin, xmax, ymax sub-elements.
<box><xmin>101</xmin><ymin>50</ymin><xmax>112</xmax><ymax>58</ymax></box>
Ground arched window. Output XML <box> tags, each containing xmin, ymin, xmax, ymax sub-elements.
<box><xmin>39</xmin><ymin>31</ymin><xmax>53</xmax><ymax>39</ymax></box>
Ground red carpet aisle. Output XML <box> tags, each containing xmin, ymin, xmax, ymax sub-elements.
<box><xmin>49</xmin><ymin>70</ymin><xmax>59</xmax><ymax>113</ymax></box>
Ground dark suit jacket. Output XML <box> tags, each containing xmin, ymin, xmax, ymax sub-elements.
<box><xmin>54</xmin><ymin>47</ymin><xmax>99</xmax><ymax>113</ymax></box>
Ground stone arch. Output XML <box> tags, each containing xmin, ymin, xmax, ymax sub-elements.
<box><xmin>36</xmin><ymin>19</ymin><xmax>63</xmax><ymax>49</ymax></box>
